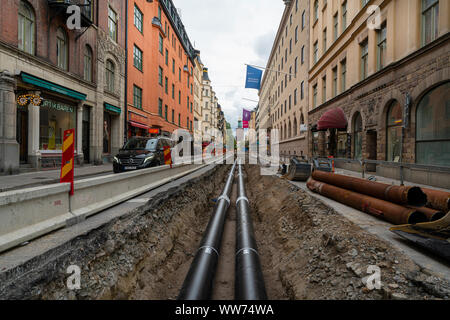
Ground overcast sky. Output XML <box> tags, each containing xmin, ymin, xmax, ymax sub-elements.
<box><xmin>175</xmin><ymin>0</ymin><xmax>285</xmax><ymax>129</ymax></box>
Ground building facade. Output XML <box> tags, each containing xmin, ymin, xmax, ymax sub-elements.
<box><xmin>307</xmin><ymin>0</ymin><xmax>449</xmax><ymax>176</ymax></box>
<box><xmin>127</xmin><ymin>0</ymin><xmax>195</xmax><ymax>139</ymax></box>
<box><xmin>0</xmin><ymin>0</ymin><xmax>126</xmax><ymax>173</ymax></box>
<box><xmin>193</xmin><ymin>50</ymin><xmax>203</xmax><ymax>138</ymax></box>
<box><xmin>259</xmin><ymin>0</ymin><xmax>310</xmax><ymax>158</ymax></box>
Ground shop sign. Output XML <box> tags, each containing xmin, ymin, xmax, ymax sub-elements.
<box><xmin>17</xmin><ymin>94</ymin><xmax>43</xmax><ymax>106</ymax></box>
<box><xmin>42</xmin><ymin>99</ymin><xmax>74</xmax><ymax>113</ymax></box>
<box><xmin>149</xmin><ymin>128</ymin><xmax>160</xmax><ymax>134</ymax></box>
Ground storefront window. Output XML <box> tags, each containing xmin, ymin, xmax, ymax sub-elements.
<box><xmin>103</xmin><ymin>112</ymin><xmax>112</xmax><ymax>154</ymax></box>
<box><xmin>416</xmin><ymin>82</ymin><xmax>450</xmax><ymax>166</ymax></box>
<box><xmin>353</xmin><ymin>113</ymin><xmax>363</xmax><ymax>160</ymax></box>
<box><xmin>39</xmin><ymin>98</ymin><xmax>76</xmax><ymax>151</ymax></box>
<box><xmin>337</xmin><ymin>132</ymin><xmax>348</xmax><ymax>158</ymax></box>
<box><xmin>312</xmin><ymin>132</ymin><xmax>319</xmax><ymax>157</ymax></box>
<box><xmin>387</xmin><ymin>101</ymin><xmax>402</xmax><ymax>162</ymax></box>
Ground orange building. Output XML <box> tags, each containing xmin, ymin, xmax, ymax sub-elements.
<box><xmin>127</xmin><ymin>0</ymin><xmax>195</xmax><ymax>138</ymax></box>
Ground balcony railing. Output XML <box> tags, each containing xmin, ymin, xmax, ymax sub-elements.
<box><xmin>48</xmin><ymin>0</ymin><xmax>93</xmax><ymax>28</ymax></box>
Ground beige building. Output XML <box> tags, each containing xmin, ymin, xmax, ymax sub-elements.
<box><xmin>193</xmin><ymin>50</ymin><xmax>204</xmax><ymax>138</ymax></box>
<box><xmin>201</xmin><ymin>67</ymin><xmax>221</xmax><ymax>142</ymax></box>
<box><xmin>259</xmin><ymin>0</ymin><xmax>310</xmax><ymax>158</ymax></box>
<box><xmin>308</xmin><ymin>0</ymin><xmax>449</xmax><ymax>186</ymax></box>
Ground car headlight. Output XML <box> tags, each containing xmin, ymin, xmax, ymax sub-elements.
<box><xmin>113</xmin><ymin>156</ymin><xmax>120</xmax><ymax>164</ymax></box>
<box><xmin>144</xmin><ymin>154</ymin><xmax>155</xmax><ymax>163</ymax></box>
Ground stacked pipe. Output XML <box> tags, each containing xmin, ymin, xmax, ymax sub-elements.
<box><xmin>307</xmin><ymin>171</ymin><xmax>436</xmax><ymax>225</ymax></box>
<box><xmin>235</xmin><ymin>163</ymin><xmax>268</xmax><ymax>300</ymax></box>
<box><xmin>178</xmin><ymin>161</ymin><xmax>237</xmax><ymax>300</ymax></box>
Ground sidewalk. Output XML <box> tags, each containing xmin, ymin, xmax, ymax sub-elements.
<box><xmin>0</xmin><ymin>164</ymin><xmax>113</xmax><ymax>193</ymax></box>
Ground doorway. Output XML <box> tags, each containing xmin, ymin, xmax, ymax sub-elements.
<box><xmin>82</xmin><ymin>107</ymin><xmax>90</xmax><ymax>163</ymax></box>
<box><xmin>366</xmin><ymin>130</ymin><xmax>377</xmax><ymax>172</ymax></box>
<box><xmin>16</xmin><ymin>107</ymin><xmax>28</xmax><ymax>163</ymax></box>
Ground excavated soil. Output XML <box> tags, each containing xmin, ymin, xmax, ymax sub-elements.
<box><xmin>34</xmin><ymin>164</ymin><xmax>449</xmax><ymax>300</ymax></box>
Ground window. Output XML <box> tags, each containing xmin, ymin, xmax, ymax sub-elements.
<box><xmin>294</xmin><ymin>89</ymin><xmax>298</xmax><ymax>105</ymax></box>
<box><xmin>158</xmin><ymin>67</ymin><xmax>163</xmax><ymax>86</ymax></box>
<box><xmin>172</xmin><ymin>84</ymin><xmax>175</xmax><ymax>99</ymax></box>
<box><xmin>302</xmin><ymin>10</ymin><xmax>305</xmax><ymax>30</ymax></box>
<box><xmin>108</xmin><ymin>7</ymin><xmax>118</xmax><ymax>42</ymax></box>
<box><xmin>295</xmin><ymin>26</ymin><xmax>298</xmax><ymax>43</ymax></box>
<box><xmin>333</xmin><ymin>14</ymin><xmax>338</xmax><ymax>41</ymax></box>
<box><xmin>301</xmin><ymin>81</ymin><xmax>304</xmax><ymax>100</ymax></box>
<box><xmin>159</xmin><ymin>34</ymin><xmax>163</xmax><ymax>54</ymax></box>
<box><xmin>165</xmin><ymin>105</ymin><xmax>168</xmax><ymax>120</ymax></box>
<box><xmin>158</xmin><ymin>99</ymin><xmax>163</xmax><ymax>116</ymax></box>
<box><xmin>323</xmin><ymin>28</ymin><xmax>327</xmax><ymax>53</ymax></box>
<box><xmin>416</xmin><ymin>82</ymin><xmax>450</xmax><ymax>166</ymax></box>
<box><xmin>105</xmin><ymin>59</ymin><xmax>115</xmax><ymax>92</ymax></box>
<box><xmin>296</xmin><ymin>0</ymin><xmax>298</xmax><ymax>12</ymax></box>
<box><xmin>133</xmin><ymin>85</ymin><xmax>142</xmax><ymax>109</ymax></box>
<box><xmin>178</xmin><ymin>113</ymin><xmax>181</xmax><ymax>126</ymax></box>
<box><xmin>165</xmin><ymin>77</ymin><xmax>168</xmax><ymax>94</ymax></box>
<box><xmin>165</xmin><ymin>49</ymin><xmax>169</xmax><ymax>65</ymax></box>
<box><xmin>314</xmin><ymin>1</ymin><xmax>319</xmax><ymax>22</ymax></box>
<box><xmin>313</xmin><ymin>84</ymin><xmax>318</xmax><ymax>108</ymax></box>
<box><xmin>422</xmin><ymin>0</ymin><xmax>439</xmax><ymax>46</ymax></box>
<box><xmin>341</xmin><ymin>59</ymin><xmax>347</xmax><ymax>92</ymax></box>
<box><xmin>360</xmin><ymin>39</ymin><xmax>369</xmax><ymax>80</ymax></box>
<box><xmin>179</xmin><ymin>68</ymin><xmax>181</xmax><ymax>82</ymax></box>
<box><xmin>134</xmin><ymin>4</ymin><xmax>143</xmax><ymax>33</ymax></box>
<box><xmin>386</xmin><ymin>101</ymin><xmax>402</xmax><ymax>162</ymax></box>
<box><xmin>133</xmin><ymin>45</ymin><xmax>143</xmax><ymax>71</ymax></box>
<box><xmin>294</xmin><ymin>57</ymin><xmax>298</xmax><ymax>74</ymax></box>
<box><xmin>301</xmin><ymin>46</ymin><xmax>305</xmax><ymax>64</ymax></box>
<box><xmin>377</xmin><ymin>23</ymin><xmax>387</xmax><ymax>70</ymax></box>
<box><xmin>362</xmin><ymin>0</ymin><xmax>370</xmax><ymax>7</ymax></box>
<box><xmin>353</xmin><ymin>113</ymin><xmax>363</xmax><ymax>160</ymax></box>
<box><xmin>172</xmin><ymin>59</ymin><xmax>175</xmax><ymax>74</ymax></box>
<box><xmin>56</xmin><ymin>28</ymin><xmax>68</xmax><ymax>70</ymax></box>
<box><xmin>172</xmin><ymin>109</ymin><xmax>175</xmax><ymax>123</ymax></box>
<box><xmin>332</xmin><ymin>67</ymin><xmax>338</xmax><ymax>97</ymax></box>
<box><xmin>322</xmin><ymin>76</ymin><xmax>327</xmax><ymax>103</ymax></box>
<box><xmin>313</xmin><ymin>41</ymin><xmax>318</xmax><ymax>64</ymax></box>
<box><xmin>84</xmin><ymin>45</ymin><xmax>93</xmax><ymax>82</ymax></box>
<box><xmin>342</xmin><ymin>1</ymin><xmax>347</xmax><ymax>31</ymax></box>
<box><xmin>18</xmin><ymin>1</ymin><xmax>35</xmax><ymax>55</ymax></box>
<box><xmin>178</xmin><ymin>90</ymin><xmax>181</xmax><ymax>104</ymax></box>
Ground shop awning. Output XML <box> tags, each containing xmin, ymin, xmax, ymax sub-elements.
<box><xmin>317</xmin><ymin>107</ymin><xmax>348</xmax><ymax>130</ymax></box>
<box><xmin>20</xmin><ymin>72</ymin><xmax>87</xmax><ymax>101</ymax></box>
<box><xmin>129</xmin><ymin>121</ymin><xmax>150</xmax><ymax>130</ymax></box>
<box><xmin>104</xmin><ymin>103</ymin><xmax>121</xmax><ymax>114</ymax></box>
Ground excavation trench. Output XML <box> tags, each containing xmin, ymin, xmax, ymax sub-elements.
<box><xmin>31</xmin><ymin>164</ymin><xmax>449</xmax><ymax>300</ymax></box>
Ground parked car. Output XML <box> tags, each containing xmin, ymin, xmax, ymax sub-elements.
<box><xmin>113</xmin><ymin>136</ymin><xmax>174</xmax><ymax>173</ymax></box>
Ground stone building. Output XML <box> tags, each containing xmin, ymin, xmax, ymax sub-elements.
<box><xmin>193</xmin><ymin>50</ymin><xmax>204</xmax><ymax>139</ymax></box>
<box><xmin>258</xmin><ymin>0</ymin><xmax>310</xmax><ymax>158</ymax></box>
<box><xmin>307</xmin><ymin>0</ymin><xmax>449</xmax><ymax>186</ymax></box>
<box><xmin>0</xmin><ymin>0</ymin><xmax>126</xmax><ymax>173</ymax></box>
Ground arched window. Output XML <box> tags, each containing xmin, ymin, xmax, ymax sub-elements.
<box><xmin>288</xmin><ymin>121</ymin><xmax>292</xmax><ymax>138</ymax></box>
<box><xmin>84</xmin><ymin>45</ymin><xmax>93</xmax><ymax>82</ymax></box>
<box><xmin>56</xmin><ymin>28</ymin><xmax>68</xmax><ymax>70</ymax></box>
<box><xmin>353</xmin><ymin>112</ymin><xmax>363</xmax><ymax>159</ymax></box>
<box><xmin>105</xmin><ymin>59</ymin><xmax>115</xmax><ymax>92</ymax></box>
<box><xmin>416</xmin><ymin>82</ymin><xmax>450</xmax><ymax>166</ymax></box>
<box><xmin>18</xmin><ymin>1</ymin><xmax>35</xmax><ymax>55</ymax></box>
<box><xmin>293</xmin><ymin>118</ymin><xmax>298</xmax><ymax>136</ymax></box>
<box><xmin>314</xmin><ymin>0</ymin><xmax>319</xmax><ymax>21</ymax></box>
<box><xmin>386</xmin><ymin>101</ymin><xmax>402</xmax><ymax>162</ymax></box>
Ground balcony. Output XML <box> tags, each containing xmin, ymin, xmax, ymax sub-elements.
<box><xmin>48</xmin><ymin>0</ymin><xmax>93</xmax><ymax>28</ymax></box>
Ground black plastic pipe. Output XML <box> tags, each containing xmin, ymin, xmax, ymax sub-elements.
<box><xmin>235</xmin><ymin>163</ymin><xmax>268</xmax><ymax>300</ymax></box>
<box><xmin>178</xmin><ymin>161</ymin><xmax>237</xmax><ymax>300</ymax></box>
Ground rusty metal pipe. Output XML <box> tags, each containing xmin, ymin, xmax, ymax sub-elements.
<box><xmin>311</xmin><ymin>170</ymin><xmax>427</xmax><ymax>207</ymax></box>
<box><xmin>406</xmin><ymin>206</ymin><xmax>445</xmax><ymax>222</ymax></box>
<box><xmin>307</xmin><ymin>178</ymin><xmax>427</xmax><ymax>225</ymax></box>
<box><xmin>421</xmin><ymin>188</ymin><xmax>450</xmax><ymax>212</ymax></box>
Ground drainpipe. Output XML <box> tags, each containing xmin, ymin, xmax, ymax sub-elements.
<box><xmin>178</xmin><ymin>161</ymin><xmax>237</xmax><ymax>300</ymax></box>
<box><xmin>124</xmin><ymin>0</ymin><xmax>129</xmax><ymax>143</ymax></box>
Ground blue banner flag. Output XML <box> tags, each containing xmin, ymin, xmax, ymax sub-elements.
<box><xmin>245</xmin><ymin>65</ymin><xmax>263</xmax><ymax>90</ymax></box>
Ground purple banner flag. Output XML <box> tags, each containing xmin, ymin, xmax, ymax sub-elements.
<box><xmin>243</xmin><ymin>109</ymin><xmax>251</xmax><ymax>122</ymax></box>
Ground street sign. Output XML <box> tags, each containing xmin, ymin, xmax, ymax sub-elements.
<box><xmin>60</xmin><ymin>129</ymin><xmax>75</xmax><ymax>195</ymax></box>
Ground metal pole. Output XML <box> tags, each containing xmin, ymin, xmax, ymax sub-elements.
<box><xmin>235</xmin><ymin>163</ymin><xmax>268</xmax><ymax>300</ymax></box>
<box><xmin>178</xmin><ymin>161</ymin><xmax>237</xmax><ymax>300</ymax></box>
